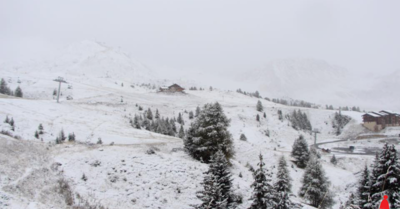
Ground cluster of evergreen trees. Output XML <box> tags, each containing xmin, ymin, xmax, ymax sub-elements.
<box><xmin>4</xmin><ymin>115</ymin><xmax>15</xmax><ymax>131</ymax></box>
<box><xmin>332</xmin><ymin>110</ymin><xmax>351</xmax><ymax>136</ymax></box>
<box><xmin>345</xmin><ymin>143</ymin><xmax>400</xmax><ymax>208</ymax></box>
<box><xmin>271</xmin><ymin>98</ymin><xmax>315</xmax><ymax>108</ymax></box>
<box><xmin>34</xmin><ymin>124</ymin><xmax>44</xmax><ymax>139</ymax></box>
<box><xmin>55</xmin><ymin>129</ymin><xmax>75</xmax><ymax>144</ymax></box>
<box><xmin>236</xmin><ymin>89</ymin><xmax>262</xmax><ymax>99</ymax></box>
<box><xmin>287</xmin><ymin>110</ymin><xmax>312</xmax><ymax>131</ymax></box>
<box><xmin>131</xmin><ymin>107</ymin><xmax>201</xmax><ymax>139</ymax></box>
<box><xmin>291</xmin><ymin>135</ymin><xmax>334</xmax><ymax>208</ymax></box>
<box><xmin>325</xmin><ymin>105</ymin><xmax>361</xmax><ymax>112</ymax></box>
<box><xmin>196</xmin><ymin>152</ymin><xmax>294</xmax><ymax>209</ymax></box>
<box><xmin>0</xmin><ymin>78</ymin><xmax>23</xmax><ymax>97</ymax></box>
<box><xmin>189</xmin><ymin>87</ymin><xmax>205</xmax><ymax>90</ymax></box>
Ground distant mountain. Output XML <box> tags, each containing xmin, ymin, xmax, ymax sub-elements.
<box><xmin>236</xmin><ymin>58</ymin><xmax>399</xmax><ymax>111</ymax></box>
<box><xmin>3</xmin><ymin>40</ymin><xmax>156</xmax><ymax>83</ymax></box>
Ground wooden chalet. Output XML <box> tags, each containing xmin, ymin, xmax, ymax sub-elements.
<box><xmin>159</xmin><ymin>84</ymin><xmax>185</xmax><ymax>93</ymax></box>
<box><xmin>362</xmin><ymin>110</ymin><xmax>400</xmax><ymax>131</ymax></box>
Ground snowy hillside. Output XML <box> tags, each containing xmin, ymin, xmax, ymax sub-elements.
<box><xmin>1</xmin><ymin>42</ymin><xmax>398</xmax><ymax>209</ymax></box>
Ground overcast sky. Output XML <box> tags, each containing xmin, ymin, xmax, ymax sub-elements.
<box><xmin>1</xmin><ymin>0</ymin><xmax>399</xmax><ymax>74</ymax></box>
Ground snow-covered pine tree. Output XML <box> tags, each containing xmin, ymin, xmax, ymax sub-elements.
<box><xmin>357</xmin><ymin>165</ymin><xmax>372</xmax><ymax>209</ymax></box>
<box><xmin>133</xmin><ymin>115</ymin><xmax>141</xmax><ymax>129</ymax></box>
<box><xmin>185</xmin><ymin>102</ymin><xmax>234</xmax><ymax>163</ymax></box>
<box><xmin>263</xmin><ymin>112</ymin><xmax>266</xmax><ymax>118</ymax></box>
<box><xmin>256</xmin><ymin>114</ymin><xmax>260</xmax><ymax>122</ymax></box>
<box><xmin>291</xmin><ymin>135</ymin><xmax>310</xmax><ymax>168</ymax></box>
<box><xmin>196</xmin><ymin>150</ymin><xmax>235</xmax><ymax>209</ymax></box>
<box><xmin>370</xmin><ymin>143</ymin><xmax>400</xmax><ymax>207</ymax></box>
<box><xmin>34</xmin><ymin>131</ymin><xmax>39</xmax><ymax>139</ymax></box>
<box><xmin>189</xmin><ymin>111</ymin><xmax>194</xmax><ymax>119</ymax></box>
<box><xmin>239</xmin><ymin>133</ymin><xmax>247</xmax><ymax>141</ymax></box>
<box><xmin>147</xmin><ymin>108</ymin><xmax>153</xmax><ymax>120</ymax></box>
<box><xmin>256</xmin><ymin>100</ymin><xmax>263</xmax><ymax>112</ymax></box>
<box><xmin>15</xmin><ymin>86</ymin><xmax>23</xmax><ymax>97</ymax></box>
<box><xmin>178</xmin><ymin>125</ymin><xmax>185</xmax><ymax>139</ymax></box>
<box><xmin>38</xmin><ymin>123</ymin><xmax>44</xmax><ymax>134</ymax></box>
<box><xmin>298</xmin><ymin>156</ymin><xmax>334</xmax><ymax>209</ymax></box>
<box><xmin>345</xmin><ymin>193</ymin><xmax>357</xmax><ymax>209</ymax></box>
<box><xmin>330</xmin><ymin>155</ymin><xmax>337</xmax><ymax>165</ymax></box>
<box><xmin>9</xmin><ymin>118</ymin><xmax>14</xmax><ymax>130</ymax></box>
<box><xmin>0</xmin><ymin>78</ymin><xmax>10</xmax><ymax>95</ymax></box>
<box><xmin>278</xmin><ymin>110</ymin><xmax>283</xmax><ymax>121</ymax></box>
<box><xmin>195</xmin><ymin>106</ymin><xmax>201</xmax><ymax>117</ymax></box>
<box><xmin>59</xmin><ymin>129</ymin><xmax>66</xmax><ymax>141</ymax></box>
<box><xmin>248</xmin><ymin>154</ymin><xmax>277</xmax><ymax>209</ymax></box>
<box><xmin>177</xmin><ymin>112</ymin><xmax>184</xmax><ymax>125</ymax></box>
<box><xmin>274</xmin><ymin>156</ymin><xmax>292</xmax><ymax>209</ymax></box>
<box><xmin>155</xmin><ymin>109</ymin><xmax>160</xmax><ymax>119</ymax></box>
<box><xmin>4</xmin><ymin>115</ymin><xmax>9</xmax><ymax>123</ymax></box>
<box><xmin>68</xmin><ymin>133</ymin><xmax>75</xmax><ymax>142</ymax></box>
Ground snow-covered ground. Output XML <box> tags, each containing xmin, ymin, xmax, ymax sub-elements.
<box><xmin>1</xmin><ymin>41</ymin><xmax>399</xmax><ymax>209</ymax></box>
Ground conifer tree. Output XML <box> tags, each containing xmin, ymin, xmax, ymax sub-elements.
<box><xmin>248</xmin><ymin>154</ymin><xmax>277</xmax><ymax>209</ymax></box>
<box><xmin>177</xmin><ymin>112</ymin><xmax>184</xmax><ymax>125</ymax></box>
<box><xmin>53</xmin><ymin>89</ymin><xmax>57</xmax><ymax>96</ymax></box>
<box><xmin>0</xmin><ymin>78</ymin><xmax>10</xmax><ymax>95</ymax></box>
<box><xmin>15</xmin><ymin>86</ymin><xmax>23</xmax><ymax>97</ymax></box>
<box><xmin>38</xmin><ymin>123</ymin><xmax>44</xmax><ymax>134</ymax></box>
<box><xmin>189</xmin><ymin>111</ymin><xmax>194</xmax><ymax>119</ymax></box>
<box><xmin>195</xmin><ymin>106</ymin><xmax>201</xmax><ymax>117</ymax></box>
<box><xmin>357</xmin><ymin>165</ymin><xmax>372</xmax><ymax>209</ymax></box>
<box><xmin>278</xmin><ymin>110</ymin><xmax>283</xmax><ymax>121</ymax></box>
<box><xmin>196</xmin><ymin>150</ymin><xmax>235</xmax><ymax>209</ymax></box>
<box><xmin>291</xmin><ymin>135</ymin><xmax>310</xmax><ymax>168</ymax></box>
<box><xmin>68</xmin><ymin>133</ymin><xmax>75</xmax><ymax>142</ymax></box>
<box><xmin>4</xmin><ymin>115</ymin><xmax>9</xmax><ymax>123</ymax></box>
<box><xmin>9</xmin><ymin>118</ymin><xmax>14</xmax><ymax>130</ymax></box>
<box><xmin>147</xmin><ymin>108</ymin><xmax>153</xmax><ymax>120</ymax></box>
<box><xmin>239</xmin><ymin>133</ymin><xmax>247</xmax><ymax>141</ymax></box>
<box><xmin>185</xmin><ymin>102</ymin><xmax>234</xmax><ymax>163</ymax></box>
<box><xmin>133</xmin><ymin>115</ymin><xmax>141</xmax><ymax>129</ymax></box>
<box><xmin>178</xmin><ymin>125</ymin><xmax>185</xmax><ymax>139</ymax></box>
<box><xmin>59</xmin><ymin>129</ymin><xmax>66</xmax><ymax>141</ymax></box>
<box><xmin>369</xmin><ymin>143</ymin><xmax>400</xmax><ymax>207</ymax></box>
<box><xmin>310</xmin><ymin>146</ymin><xmax>321</xmax><ymax>159</ymax></box>
<box><xmin>345</xmin><ymin>193</ymin><xmax>357</xmax><ymax>209</ymax></box>
<box><xmin>330</xmin><ymin>155</ymin><xmax>337</xmax><ymax>165</ymax></box>
<box><xmin>263</xmin><ymin>112</ymin><xmax>266</xmax><ymax>118</ymax></box>
<box><xmin>299</xmin><ymin>156</ymin><xmax>334</xmax><ymax>209</ymax></box>
<box><xmin>155</xmin><ymin>109</ymin><xmax>160</xmax><ymax>119</ymax></box>
<box><xmin>256</xmin><ymin>114</ymin><xmax>260</xmax><ymax>122</ymax></box>
<box><xmin>256</xmin><ymin>100</ymin><xmax>263</xmax><ymax>112</ymax></box>
<box><xmin>275</xmin><ymin>156</ymin><xmax>292</xmax><ymax>209</ymax></box>
<box><xmin>34</xmin><ymin>131</ymin><xmax>39</xmax><ymax>139</ymax></box>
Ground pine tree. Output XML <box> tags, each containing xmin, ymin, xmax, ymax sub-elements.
<box><xmin>59</xmin><ymin>129</ymin><xmax>66</xmax><ymax>141</ymax></box>
<box><xmin>299</xmin><ymin>156</ymin><xmax>334</xmax><ymax>209</ymax></box>
<box><xmin>291</xmin><ymin>135</ymin><xmax>310</xmax><ymax>168</ymax></box>
<box><xmin>275</xmin><ymin>156</ymin><xmax>292</xmax><ymax>209</ymax></box>
<box><xmin>263</xmin><ymin>112</ymin><xmax>266</xmax><ymax>118</ymax></box>
<box><xmin>330</xmin><ymin>155</ymin><xmax>337</xmax><ymax>165</ymax></box>
<box><xmin>185</xmin><ymin>102</ymin><xmax>234</xmax><ymax>163</ymax></box>
<box><xmin>278</xmin><ymin>110</ymin><xmax>283</xmax><ymax>121</ymax></box>
<box><xmin>178</xmin><ymin>125</ymin><xmax>185</xmax><ymax>139</ymax></box>
<box><xmin>38</xmin><ymin>123</ymin><xmax>44</xmax><ymax>134</ymax></box>
<box><xmin>345</xmin><ymin>193</ymin><xmax>357</xmax><ymax>209</ymax></box>
<box><xmin>155</xmin><ymin>109</ymin><xmax>160</xmax><ymax>119</ymax></box>
<box><xmin>256</xmin><ymin>100</ymin><xmax>263</xmax><ymax>112</ymax></box>
<box><xmin>133</xmin><ymin>115</ymin><xmax>141</xmax><ymax>129</ymax></box>
<box><xmin>189</xmin><ymin>111</ymin><xmax>194</xmax><ymax>119</ymax></box>
<box><xmin>0</xmin><ymin>78</ymin><xmax>10</xmax><ymax>95</ymax></box>
<box><xmin>68</xmin><ymin>133</ymin><xmax>75</xmax><ymax>142</ymax></box>
<box><xmin>4</xmin><ymin>115</ymin><xmax>9</xmax><ymax>123</ymax></box>
<box><xmin>310</xmin><ymin>146</ymin><xmax>321</xmax><ymax>159</ymax></box>
<box><xmin>195</xmin><ymin>106</ymin><xmax>201</xmax><ymax>117</ymax></box>
<box><xmin>9</xmin><ymin>118</ymin><xmax>14</xmax><ymax>130</ymax></box>
<box><xmin>34</xmin><ymin>131</ymin><xmax>39</xmax><ymax>139</ymax></box>
<box><xmin>256</xmin><ymin>114</ymin><xmax>260</xmax><ymax>122</ymax></box>
<box><xmin>369</xmin><ymin>143</ymin><xmax>400</xmax><ymax>207</ymax></box>
<box><xmin>248</xmin><ymin>154</ymin><xmax>277</xmax><ymax>209</ymax></box>
<box><xmin>239</xmin><ymin>133</ymin><xmax>247</xmax><ymax>141</ymax></box>
<box><xmin>357</xmin><ymin>165</ymin><xmax>372</xmax><ymax>209</ymax></box>
<box><xmin>15</xmin><ymin>86</ymin><xmax>23</xmax><ymax>97</ymax></box>
<box><xmin>147</xmin><ymin>108</ymin><xmax>153</xmax><ymax>120</ymax></box>
<box><xmin>196</xmin><ymin>150</ymin><xmax>235</xmax><ymax>209</ymax></box>
<box><xmin>177</xmin><ymin>112</ymin><xmax>185</xmax><ymax>125</ymax></box>
<box><xmin>53</xmin><ymin>89</ymin><xmax>57</xmax><ymax>96</ymax></box>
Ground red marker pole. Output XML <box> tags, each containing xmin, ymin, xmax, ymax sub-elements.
<box><xmin>379</xmin><ymin>195</ymin><xmax>390</xmax><ymax>209</ymax></box>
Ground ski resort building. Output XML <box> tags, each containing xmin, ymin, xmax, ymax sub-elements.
<box><xmin>362</xmin><ymin>110</ymin><xmax>400</xmax><ymax>131</ymax></box>
<box><xmin>159</xmin><ymin>84</ymin><xmax>185</xmax><ymax>93</ymax></box>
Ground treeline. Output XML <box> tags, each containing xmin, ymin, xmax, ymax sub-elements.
<box><xmin>0</xmin><ymin>78</ymin><xmax>23</xmax><ymax>97</ymax></box>
<box><xmin>271</xmin><ymin>98</ymin><xmax>316</xmax><ymax>108</ymax></box>
<box><xmin>236</xmin><ymin>88</ymin><xmax>262</xmax><ymax>98</ymax></box>
<box><xmin>325</xmin><ymin>105</ymin><xmax>361</xmax><ymax>112</ymax></box>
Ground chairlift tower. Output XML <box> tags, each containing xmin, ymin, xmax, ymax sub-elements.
<box><xmin>53</xmin><ymin>77</ymin><xmax>67</xmax><ymax>103</ymax></box>
<box><xmin>312</xmin><ymin>128</ymin><xmax>320</xmax><ymax>147</ymax></box>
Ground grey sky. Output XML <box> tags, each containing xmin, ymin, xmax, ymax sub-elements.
<box><xmin>1</xmin><ymin>0</ymin><xmax>399</xmax><ymax>74</ymax></box>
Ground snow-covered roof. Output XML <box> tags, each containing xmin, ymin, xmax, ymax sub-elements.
<box><xmin>363</xmin><ymin>112</ymin><xmax>382</xmax><ymax>117</ymax></box>
<box><xmin>160</xmin><ymin>86</ymin><xmax>168</xmax><ymax>90</ymax></box>
<box><xmin>380</xmin><ymin>110</ymin><xmax>399</xmax><ymax>115</ymax></box>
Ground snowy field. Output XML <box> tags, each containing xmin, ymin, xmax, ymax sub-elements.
<box><xmin>1</xmin><ymin>42</ymin><xmax>399</xmax><ymax>209</ymax></box>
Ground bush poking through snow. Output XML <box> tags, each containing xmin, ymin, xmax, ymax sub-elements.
<box><xmin>239</xmin><ymin>133</ymin><xmax>247</xmax><ymax>141</ymax></box>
